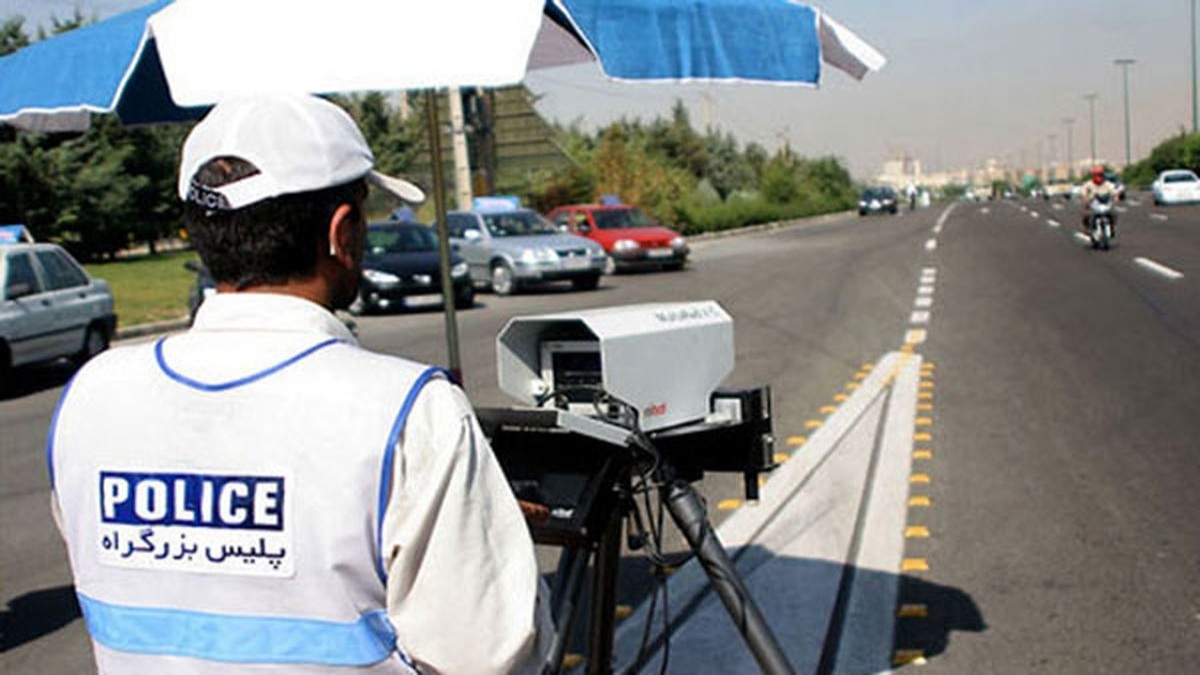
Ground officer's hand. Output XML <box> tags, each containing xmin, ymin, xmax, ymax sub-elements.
<box><xmin>517</xmin><ymin>499</ymin><xmax>551</xmax><ymax>525</ymax></box>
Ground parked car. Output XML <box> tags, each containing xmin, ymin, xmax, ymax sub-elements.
<box><xmin>1</xmin><ymin>242</ymin><xmax>116</xmax><ymax>384</ymax></box>
<box><xmin>547</xmin><ymin>203</ymin><xmax>688</xmax><ymax>273</ymax></box>
<box><xmin>353</xmin><ymin>221</ymin><xmax>474</xmax><ymax>314</ymax></box>
<box><xmin>1151</xmin><ymin>169</ymin><xmax>1200</xmax><ymax>206</ymax></box>
<box><xmin>858</xmin><ymin>186</ymin><xmax>898</xmax><ymax>215</ymax></box>
<box><xmin>444</xmin><ymin>206</ymin><xmax>607</xmax><ymax>295</ymax></box>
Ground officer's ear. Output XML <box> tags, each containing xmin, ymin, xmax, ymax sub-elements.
<box><xmin>326</xmin><ymin>202</ymin><xmax>362</xmax><ymax>266</ymax></box>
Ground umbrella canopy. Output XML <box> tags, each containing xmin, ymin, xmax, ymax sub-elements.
<box><xmin>0</xmin><ymin>0</ymin><xmax>884</xmax><ymax>131</ymax></box>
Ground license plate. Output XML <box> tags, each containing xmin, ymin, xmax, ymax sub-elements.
<box><xmin>647</xmin><ymin>249</ymin><xmax>673</xmax><ymax>258</ymax></box>
<box><xmin>562</xmin><ymin>256</ymin><xmax>590</xmax><ymax>270</ymax></box>
<box><xmin>404</xmin><ymin>294</ymin><xmax>442</xmax><ymax>307</ymax></box>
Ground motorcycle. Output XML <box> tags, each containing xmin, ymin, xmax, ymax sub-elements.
<box><xmin>1087</xmin><ymin>193</ymin><xmax>1115</xmax><ymax>250</ymax></box>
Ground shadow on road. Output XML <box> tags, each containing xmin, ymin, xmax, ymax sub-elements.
<box><xmin>0</xmin><ymin>361</ymin><xmax>75</xmax><ymax>402</ymax></box>
<box><xmin>0</xmin><ymin>585</ymin><xmax>81</xmax><ymax>653</ymax></box>
<box><xmin>548</xmin><ymin>547</ymin><xmax>986</xmax><ymax>674</ymax></box>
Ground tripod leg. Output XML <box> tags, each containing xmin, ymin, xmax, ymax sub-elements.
<box><xmin>586</xmin><ymin>507</ymin><xmax>623</xmax><ymax>675</ymax></box>
<box><xmin>544</xmin><ymin>548</ymin><xmax>592</xmax><ymax>675</ymax></box>
<box><xmin>663</xmin><ymin>480</ymin><xmax>796</xmax><ymax>675</ymax></box>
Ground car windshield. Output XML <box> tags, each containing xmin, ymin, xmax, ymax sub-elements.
<box><xmin>1163</xmin><ymin>172</ymin><xmax>1199</xmax><ymax>184</ymax></box>
<box><xmin>482</xmin><ymin>210</ymin><xmax>558</xmax><ymax>237</ymax></box>
<box><xmin>366</xmin><ymin>224</ymin><xmax>437</xmax><ymax>254</ymax></box>
<box><xmin>592</xmin><ymin>208</ymin><xmax>657</xmax><ymax>230</ymax></box>
<box><xmin>862</xmin><ymin>188</ymin><xmax>894</xmax><ymax>199</ymax></box>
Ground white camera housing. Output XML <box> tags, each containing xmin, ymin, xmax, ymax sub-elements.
<box><xmin>496</xmin><ymin>301</ymin><xmax>734</xmax><ymax>431</ymax></box>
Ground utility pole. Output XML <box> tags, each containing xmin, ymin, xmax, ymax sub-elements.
<box><xmin>1062</xmin><ymin>118</ymin><xmax>1075</xmax><ymax>179</ymax></box>
<box><xmin>1114</xmin><ymin>58</ymin><xmax>1136</xmax><ymax>168</ymax></box>
<box><xmin>1193</xmin><ymin>0</ymin><xmax>1198</xmax><ymax>132</ymax></box>
<box><xmin>1084</xmin><ymin>93</ymin><xmax>1099</xmax><ymax>166</ymax></box>
<box><xmin>447</xmin><ymin>87</ymin><xmax>473</xmax><ymax>211</ymax></box>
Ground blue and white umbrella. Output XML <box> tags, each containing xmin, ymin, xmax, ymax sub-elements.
<box><xmin>0</xmin><ymin>0</ymin><xmax>884</xmax><ymax>379</ymax></box>
<box><xmin>0</xmin><ymin>0</ymin><xmax>884</xmax><ymax>131</ymax></box>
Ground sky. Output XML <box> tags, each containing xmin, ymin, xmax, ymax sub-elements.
<box><xmin>3</xmin><ymin>0</ymin><xmax>1195</xmax><ymax>179</ymax></box>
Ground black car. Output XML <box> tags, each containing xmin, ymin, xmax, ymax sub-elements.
<box><xmin>354</xmin><ymin>221</ymin><xmax>474</xmax><ymax>314</ymax></box>
<box><xmin>858</xmin><ymin>187</ymin><xmax>898</xmax><ymax>215</ymax></box>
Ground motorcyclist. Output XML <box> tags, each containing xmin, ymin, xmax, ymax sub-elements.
<box><xmin>1079</xmin><ymin>166</ymin><xmax>1119</xmax><ymax>233</ymax></box>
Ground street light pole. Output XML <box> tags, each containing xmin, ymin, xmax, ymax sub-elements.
<box><xmin>1193</xmin><ymin>0</ymin><xmax>1198</xmax><ymax>132</ymax></box>
<box><xmin>1084</xmin><ymin>93</ymin><xmax>1099</xmax><ymax>166</ymax></box>
<box><xmin>1114</xmin><ymin>58</ymin><xmax>1136</xmax><ymax>168</ymax></box>
<box><xmin>1062</xmin><ymin>118</ymin><xmax>1075</xmax><ymax>179</ymax></box>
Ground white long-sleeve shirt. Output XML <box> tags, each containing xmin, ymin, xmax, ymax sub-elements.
<box><xmin>51</xmin><ymin>293</ymin><xmax>551</xmax><ymax>674</ymax></box>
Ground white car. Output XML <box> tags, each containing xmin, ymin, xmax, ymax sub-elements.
<box><xmin>1152</xmin><ymin>169</ymin><xmax>1200</xmax><ymax>206</ymax></box>
<box><xmin>1</xmin><ymin>242</ymin><xmax>116</xmax><ymax>385</ymax></box>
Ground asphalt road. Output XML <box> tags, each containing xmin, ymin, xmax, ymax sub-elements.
<box><xmin>3</xmin><ymin>197</ymin><xmax>1198</xmax><ymax>673</ymax></box>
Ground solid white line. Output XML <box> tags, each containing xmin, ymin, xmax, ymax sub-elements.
<box><xmin>924</xmin><ymin>239</ymin><xmax>938</xmax><ymax>252</ymax></box>
<box><xmin>935</xmin><ymin>204</ymin><xmax>956</xmax><ymax>230</ymax></box>
<box><xmin>1134</xmin><ymin>257</ymin><xmax>1185</xmax><ymax>280</ymax></box>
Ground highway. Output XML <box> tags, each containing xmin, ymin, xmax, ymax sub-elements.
<box><xmin>3</xmin><ymin>196</ymin><xmax>1199</xmax><ymax>673</ymax></box>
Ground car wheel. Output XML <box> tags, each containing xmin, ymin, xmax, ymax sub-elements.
<box><xmin>76</xmin><ymin>324</ymin><xmax>109</xmax><ymax>366</ymax></box>
<box><xmin>572</xmin><ymin>274</ymin><xmax>601</xmax><ymax>291</ymax></box>
<box><xmin>0</xmin><ymin>342</ymin><xmax>10</xmax><ymax>396</ymax></box>
<box><xmin>454</xmin><ymin>285</ymin><xmax>475</xmax><ymax>309</ymax></box>
<box><xmin>491</xmin><ymin>262</ymin><xmax>517</xmax><ymax>296</ymax></box>
<box><xmin>663</xmin><ymin>262</ymin><xmax>685</xmax><ymax>272</ymax></box>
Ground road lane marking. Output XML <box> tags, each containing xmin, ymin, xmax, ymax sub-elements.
<box><xmin>904</xmin><ymin>526</ymin><xmax>930</xmax><ymax>539</ymax></box>
<box><xmin>897</xmin><ymin>604</ymin><xmax>928</xmax><ymax>618</ymax></box>
<box><xmin>786</xmin><ymin>435</ymin><xmax>807</xmax><ymax>446</ymax></box>
<box><xmin>908</xmin><ymin>496</ymin><xmax>931</xmax><ymax>507</ymax></box>
<box><xmin>1150</xmin><ymin>213</ymin><xmax>1168</xmax><ymax>221</ymax></box>
<box><xmin>901</xmin><ymin>558</ymin><xmax>929</xmax><ymax>572</ymax></box>
<box><xmin>1134</xmin><ymin>257</ymin><xmax>1184</xmax><ymax>280</ymax></box>
<box><xmin>1073</xmin><ymin>232</ymin><xmax>1091</xmax><ymax>244</ymax></box>
<box><xmin>914</xmin><ymin>296</ymin><xmax>933</xmax><ymax>308</ymax></box>
<box><xmin>909</xmin><ymin>311</ymin><xmax>931</xmax><ymax>325</ymax></box>
<box><xmin>913</xmin><ymin>450</ymin><xmax>933</xmax><ymax>460</ymax></box>
<box><xmin>1030</xmin><ymin>211</ymin><xmax>1040</xmax><ymax>219</ymax></box>
<box><xmin>717</xmin><ymin>499</ymin><xmax>742</xmax><ymax>510</ymax></box>
<box><xmin>910</xmin><ymin>473</ymin><xmax>931</xmax><ymax>484</ymax></box>
<box><xmin>904</xmin><ymin>329</ymin><xmax>927</xmax><ymax>345</ymax></box>
<box><xmin>1047</xmin><ymin>219</ymin><xmax>1061</xmax><ymax>228</ymax></box>
<box><xmin>917</xmin><ymin>284</ymin><xmax>934</xmax><ymax>296</ymax></box>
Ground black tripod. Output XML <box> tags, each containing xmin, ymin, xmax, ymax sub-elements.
<box><xmin>478</xmin><ymin>402</ymin><xmax>795</xmax><ymax>675</ymax></box>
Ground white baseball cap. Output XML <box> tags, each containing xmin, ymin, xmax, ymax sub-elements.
<box><xmin>178</xmin><ymin>93</ymin><xmax>425</xmax><ymax>210</ymax></box>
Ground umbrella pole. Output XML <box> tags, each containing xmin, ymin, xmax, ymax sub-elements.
<box><xmin>424</xmin><ymin>89</ymin><xmax>463</xmax><ymax>382</ymax></box>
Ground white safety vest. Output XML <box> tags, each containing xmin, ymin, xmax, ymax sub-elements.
<box><xmin>50</xmin><ymin>331</ymin><xmax>444</xmax><ymax>673</ymax></box>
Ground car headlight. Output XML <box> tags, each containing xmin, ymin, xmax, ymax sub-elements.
<box><xmin>670</xmin><ymin>236</ymin><xmax>688</xmax><ymax>250</ymax></box>
<box><xmin>362</xmin><ymin>269</ymin><xmax>400</xmax><ymax>285</ymax></box>
<box><xmin>518</xmin><ymin>247</ymin><xmax>558</xmax><ymax>264</ymax></box>
<box><xmin>451</xmin><ymin>261</ymin><xmax>469</xmax><ymax>278</ymax></box>
<box><xmin>613</xmin><ymin>239</ymin><xmax>640</xmax><ymax>253</ymax></box>
<box><xmin>590</xmin><ymin>246</ymin><xmax>608</xmax><ymax>259</ymax></box>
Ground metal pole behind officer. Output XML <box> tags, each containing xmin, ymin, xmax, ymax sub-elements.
<box><xmin>48</xmin><ymin>93</ymin><xmax>551</xmax><ymax>674</ymax></box>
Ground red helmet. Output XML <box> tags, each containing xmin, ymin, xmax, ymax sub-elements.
<box><xmin>1091</xmin><ymin>166</ymin><xmax>1105</xmax><ymax>183</ymax></box>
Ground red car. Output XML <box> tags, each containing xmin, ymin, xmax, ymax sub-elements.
<box><xmin>548</xmin><ymin>204</ymin><xmax>689</xmax><ymax>273</ymax></box>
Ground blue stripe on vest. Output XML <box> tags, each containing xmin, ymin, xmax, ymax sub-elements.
<box><xmin>78</xmin><ymin>592</ymin><xmax>400</xmax><ymax>666</ymax></box>
<box><xmin>155</xmin><ymin>337</ymin><xmax>345</xmax><ymax>391</ymax></box>
<box><xmin>375</xmin><ymin>366</ymin><xmax>449</xmax><ymax>583</ymax></box>
<box><xmin>45</xmin><ymin>374</ymin><xmax>79</xmax><ymax>491</ymax></box>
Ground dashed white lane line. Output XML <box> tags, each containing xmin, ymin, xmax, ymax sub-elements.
<box><xmin>1072</xmin><ymin>232</ymin><xmax>1091</xmax><ymax>244</ymax></box>
<box><xmin>1134</xmin><ymin>257</ymin><xmax>1185</xmax><ymax>280</ymax></box>
<box><xmin>1150</xmin><ymin>213</ymin><xmax>1169</xmax><ymax>221</ymax></box>
<box><xmin>925</xmin><ymin>239</ymin><xmax>938</xmax><ymax>252</ymax></box>
<box><xmin>917</xmin><ymin>285</ymin><xmax>934</xmax><ymax>296</ymax></box>
<box><xmin>1047</xmin><ymin>219</ymin><xmax>1061</xmax><ymax>228</ymax></box>
<box><xmin>1030</xmin><ymin>211</ymin><xmax>1040</xmax><ymax>219</ymax></box>
<box><xmin>914</xmin><ymin>296</ymin><xmax>933</xmax><ymax>308</ymax></box>
<box><xmin>909</xmin><ymin>310</ymin><xmax>931</xmax><ymax>324</ymax></box>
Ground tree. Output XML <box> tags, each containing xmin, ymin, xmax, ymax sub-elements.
<box><xmin>0</xmin><ymin>16</ymin><xmax>29</xmax><ymax>55</ymax></box>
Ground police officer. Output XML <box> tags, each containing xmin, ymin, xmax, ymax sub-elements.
<box><xmin>49</xmin><ymin>93</ymin><xmax>551</xmax><ymax>674</ymax></box>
